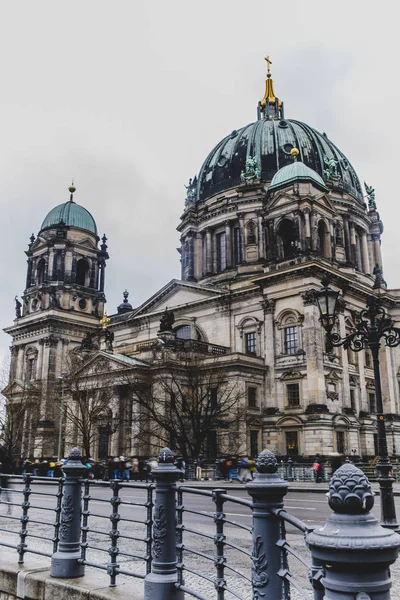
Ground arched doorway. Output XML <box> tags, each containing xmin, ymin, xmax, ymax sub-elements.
<box><xmin>277</xmin><ymin>219</ymin><xmax>296</xmax><ymax>258</ymax></box>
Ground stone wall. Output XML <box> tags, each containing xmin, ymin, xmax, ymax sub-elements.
<box><xmin>0</xmin><ymin>552</ymin><xmax>143</xmax><ymax>600</ymax></box>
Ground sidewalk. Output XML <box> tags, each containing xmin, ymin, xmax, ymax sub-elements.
<box><xmin>179</xmin><ymin>478</ymin><xmax>400</xmax><ymax>495</ymax></box>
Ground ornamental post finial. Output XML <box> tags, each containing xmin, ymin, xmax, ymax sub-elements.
<box><xmin>258</xmin><ymin>55</ymin><xmax>284</xmax><ymax>121</ymax></box>
<box><xmin>68</xmin><ymin>179</ymin><xmax>76</xmax><ymax>203</ymax></box>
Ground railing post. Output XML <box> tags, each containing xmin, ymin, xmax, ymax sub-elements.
<box><xmin>144</xmin><ymin>448</ymin><xmax>184</xmax><ymax>600</ymax></box>
<box><xmin>50</xmin><ymin>447</ymin><xmax>86</xmax><ymax>578</ymax></box>
<box><xmin>246</xmin><ymin>450</ymin><xmax>289</xmax><ymax>600</ymax></box>
<box><xmin>307</xmin><ymin>461</ymin><xmax>400</xmax><ymax>599</ymax></box>
<box><xmin>286</xmin><ymin>457</ymin><xmax>294</xmax><ymax>482</ymax></box>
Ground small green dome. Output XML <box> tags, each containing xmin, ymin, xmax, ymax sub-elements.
<box><xmin>268</xmin><ymin>161</ymin><xmax>328</xmax><ymax>193</ymax></box>
<box><xmin>40</xmin><ymin>200</ymin><xmax>97</xmax><ymax>235</ymax></box>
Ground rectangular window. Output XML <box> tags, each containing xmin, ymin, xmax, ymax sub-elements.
<box><xmin>176</xmin><ymin>325</ymin><xmax>192</xmax><ymax>339</ymax></box>
<box><xmin>285</xmin><ymin>431</ymin><xmax>298</xmax><ymax>456</ymax></box>
<box><xmin>209</xmin><ymin>388</ymin><xmax>218</xmax><ymax>411</ymax></box>
<box><xmin>284</xmin><ymin>326</ymin><xmax>298</xmax><ymax>355</ymax></box>
<box><xmin>247</xmin><ymin>387</ymin><xmax>257</xmax><ymax>408</ymax></box>
<box><xmin>216</xmin><ymin>232</ymin><xmax>226</xmax><ymax>272</ymax></box>
<box><xmin>365</xmin><ymin>350</ymin><xmax>372</xmax><ymax>368</ymax></box>
<box><xmin>28</xmin><ymin>358</ymin><xmax>36</xmax><ymax>380</ymax></box>
<box><xmin>245</xmin><ymin>332</ymin><xmax>257</xmax><ymax>355</ymax></box>
<box><xmin>287</xmin><ymin>383</ymin><xmax>300</xmax><ymax>407</ymax></box>
<box><xmin>250</xmin><ymin>430</ymin><xmax>259</xmax><ymax>458</ymax></box>
<box><xmin>233</xmin><ymin>227</ymin><xmax>242</xmax><ymax>266</ymax></box>
<box><xmin>336</xmin><ymin>431</ymin><xmax>345</xmax><ymax>454</ymax></box>
<box><xmin>369</xmin><ymin>392</ymin><xmax>376</xmax><ymax>413</ymax></box>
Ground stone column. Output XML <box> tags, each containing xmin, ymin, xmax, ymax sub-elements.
<box><xmin>338</xmin><ymin>313</ymin><xmax>351</xmax><ymax>409</ymax></box>
<box><xmin>372</xmin><ymin>233</ymin><xmax>383</xmax><ymax>268</ymax></box>
<box><xmin>238</xmin><ymin>213</ymin><xmax>245</xmax><ymax>263</ymax></box>
<box><xmin>194</xmin><ymin>233</ymin><xmax>203</xmax><ymax>280</ymax></box>
<box><xmin>206</xmin><ymin>228</ymin><xmax>212</xmax><ymax>274</ymax></box>
<box><xmin>343</xmin><ymin>215</ymin><xmax>351</xmax><ymax>262</ymax></box>
<box><xmin>310</xmin><ymin>211</ymin><xmax>318</xmax><ymax>251</ymax></box>
<box><xmin>225</xmin><ymin>221</ymin><xmax>232</xmax><ymax>268</ymax></box>
<box><xmin>261</xmin><ymin>298</ymin><xmax>277</xmax><ymax>409</ymax></box>
<box><xmin>212</xmin><ymin>230</ymin><xmax>218</xmax><ymax>273</ymax></box>
<box><xmin>361</xmin><ymin>231</ymin><xmax>371</xmax><ymax>274</ymax></box>
<box><xmin>349</xmin><ymin>222</ymin><xmax>357</xmax><ymax>266</ymax></box>
<box><xmin>302</xmin><ymin>294</ymin><xmax>325</xmax><ymax>405</ymax></box>
<box><xmin>257</xmin><ymin>213</ymin><xmax>264</xmax><ymax>259</ymax></box>
<box><xmin>304</xmin><ymin>208</ymin><xmax>311</xmax><ymax>250</ymax></box>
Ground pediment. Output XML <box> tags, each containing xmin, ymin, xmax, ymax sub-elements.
<box><xmin>2</xmin><ymin>379</ymin><xmax>39</xmax><ymax>397</ymax></box>
<box><xmin>132</xmin><ymin>279</ymin><xmax>225</xmax><ymax>318</ymax></box>
<box><xmin>72</xmin><ymin>351</ymin><xmax>149</xmax><ymax>380</ymax></box>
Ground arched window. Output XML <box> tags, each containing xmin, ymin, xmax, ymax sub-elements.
<box><xmin>37</xmin><ymin>259</ymin><xmax>45</xmax><ymax>285</ymax></box>
<box><xmin>76</xmin><ymin>259</ymin><xmax>89</xmax><ymax>286</ymax></box>
<box><xmin>277</xmin><ymin>219</ymin><xmax>296</xmax><ymax>258</ymax></box>
<box><xmin>318</xmin><ymin>220</ymin><xmax>329</xmax><ymax>257</ymax></box>
<box><xmin>175</xmin><ymin>324</ymin><xmax>202</xmax><ymax>341</ymax></box>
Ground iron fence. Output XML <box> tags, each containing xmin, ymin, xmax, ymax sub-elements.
<box><xmin>0</xmin><ymin>448</ymin><xmax>398</xmax><ymax>600</ymax></box>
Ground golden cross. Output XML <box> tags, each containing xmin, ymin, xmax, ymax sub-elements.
<box><xmin>100</xmin><ymin>310</ymin><xmax>110</xmax><ymax>330</ymax></box>
<box><xmin>265</xmin><ymin>55</ymin><xmax>272</xmax><ymax>74</ymax></box>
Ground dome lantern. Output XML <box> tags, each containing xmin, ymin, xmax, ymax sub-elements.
<box><xmin>40</xmin><ymin>184</ymin><xmax>98</xmax><ymax>236</ymax></box>
<box><xmin>257</xmin><ymin>55</ymin><xmax>284</xmax><ymax>121</ymax></box>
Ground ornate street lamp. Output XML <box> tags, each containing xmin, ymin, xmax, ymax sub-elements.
<box><xmin>315</xmin><ymin>280</ymin><xmax>400</xmax><ymax>529</ymax></box>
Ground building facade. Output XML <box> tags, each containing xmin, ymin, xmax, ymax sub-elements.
<box><xmin>4</xmin><ymin>62</ymin><xmax>400</xmax><ymax>461</ymax></box>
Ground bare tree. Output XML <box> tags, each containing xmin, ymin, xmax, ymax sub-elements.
<box><xmin>58</xmin><ymin>352</ymin><xmax>116</xmax><ymax>459</ymax></box>
<box><xmin>125</xmin><ymin>355</ymin><xmax>246</xmax><ymax>462</ymax></box>
<box><xmin>0</xmin><ymin>356</ymin><xmax>40</xmax><ymax>462</ymax></box>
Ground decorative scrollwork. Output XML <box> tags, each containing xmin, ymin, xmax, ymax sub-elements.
<box><xmin>252</xmin><ymin>535</ymin><xmax>268</xmax><ymax>597</ymax></box>
<box><xmin>60</xmin><ymin>494</ymin><xmax>74</xmax><ymax>539</ymax></box>
<box><xmin>152</xmin><ymin>504</ymin><xmax>167</xmax><ymax>558</ymax></box>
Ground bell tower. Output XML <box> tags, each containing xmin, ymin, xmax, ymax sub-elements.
<box><xmin>4</xmin><ymin>184</ymin><xmax>109</xmax><ymax>457</ymax></box>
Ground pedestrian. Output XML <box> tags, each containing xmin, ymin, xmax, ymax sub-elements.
<box><xmin>195</xmin><ymin>457</ymin><xmax>203</xmax><ymax>481</ymax></box>
<box><xmin>176</xmin><ymin>457</ymin><xmax>186</xmax><ymax>482</ymax></box>
<box><xmin>239</xmin><ymin>456</ymin><xmax>252</xmax><ymax>483</ymax></box>
<box><xmin>313</xmin><ymin>454</ymin><xmax>322</xmax><ymax>483</ymax></box>
<box><xmin>131</xmin><ymin>457</ymin><xmax>139</xmax><ymax>481</ymax></box>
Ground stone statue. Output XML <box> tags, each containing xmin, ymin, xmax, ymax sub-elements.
<box><xmin>14</xmin><ymin>296</ymin><xmax>22</xmax><ymax>319</ymax></box>
<box><xmin>364</xmin><ymin>182</ymin><xmax>377</xmax><ymax>210</ymax></box>
<box><xmin>373</xmin><ymin>263</ymin><xmax>387</xmax><ymax>290</ymax></box>
<box><xmin>323</xmin><ymin>155</ymin><xmax>340</xmax><ymax>179</ymax></box>
<box><xmin>240</xmin><ymin>155</ymin><xmax>260</xmax><ymax>183</ymax></box>
<box><xmin>159</xmin><ymin>307</ymin><xmax>175</xmax><ymax>332</ymax></box>
<box><xmin>184</xmin><ymin>175</ymin><xmax>197</xmax><ymax>206</ymax></box>
<box><xmin>81</xmin><ymin>332</ymin><xmax>95</xmax><ymax>351</ymax></box>
<box><xmin>104</xmin><ymin>329</ymin><xmax>114</xmax><ymax>352</ymax></box>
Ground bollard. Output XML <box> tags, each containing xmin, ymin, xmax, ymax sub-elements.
<box><xmin>307</xmin><ymin>462</ymin><xmax>400</xmax><ymax>599</ymax></box>
<box><xmin>50</xmin><ymin>447</ymin><xmax>86</xmax><ymax>578</ymax></box>
<box><xmin>246</xmin><ymin>450</ymin><xmax>289</xmax><ymax>600</ymax></box>
<box><xmin>144</xmin><ymin>448</ymin><xmax>184</xmax><ymax>600</ymax></box>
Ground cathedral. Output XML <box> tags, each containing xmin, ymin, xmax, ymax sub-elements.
<box><xmin>4</xmin><ymin>58</ymin><xmax>400</xmax><ymax>462</ymax></box>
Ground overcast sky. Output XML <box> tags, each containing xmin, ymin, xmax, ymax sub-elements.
<box><xmin>1</xmin><ymin>1</ymin><xmax>399</xmax><ymax>363</ymax></box>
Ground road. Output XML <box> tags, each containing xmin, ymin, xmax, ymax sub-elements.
<box><xmin>0</xmin><ymin>481</ymin><xmax>399</xmax><ymax>600</ymax></box>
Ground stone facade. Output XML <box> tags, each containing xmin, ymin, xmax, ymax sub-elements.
<box><xmin>4</xmin><ymin>67</ymin><xmax>400</xmax><ymax>461</ymax></box>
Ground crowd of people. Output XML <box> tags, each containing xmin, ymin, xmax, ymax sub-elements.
<box><xmin>0</xmin><ymin>453</ymin><xmax>257</xmax><ymax>483</ymax></box>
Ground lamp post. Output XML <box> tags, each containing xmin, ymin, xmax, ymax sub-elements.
<box><xmin>315</xmin><ymin>280</ymin><xmax>400</xmax><ymax>528</ymax></box>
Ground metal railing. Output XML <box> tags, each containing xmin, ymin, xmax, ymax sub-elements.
<box><xmin>0</xmin><ymin>449</ymin><xmax>399</xmax><ymax>600</ymax></box>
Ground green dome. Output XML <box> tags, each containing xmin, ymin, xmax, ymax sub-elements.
<box><xmin>268</xmin><ymin>160</ymin><xmax>328</xmax><ymax>193</ymax></box>
<box><xmin>40</xmin><ymin>200</ymin><xmax>97</xmax><ymax>235</ymax></box>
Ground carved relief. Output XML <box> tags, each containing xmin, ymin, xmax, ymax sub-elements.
<box><xmin>252</xmin><ymin>535</ymin><xmax>268</xmax><ymax>597</ymax></box>
<box><xmin>152</xmin><ymin>504</ymin><xmax>167</xmax><ymax>558</ymax></box>
<box><xmin>60</xmin><ymin>494</ymin><xmax>74</xmax><ymax>539</ymax></box>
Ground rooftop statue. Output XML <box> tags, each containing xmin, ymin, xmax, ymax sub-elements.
<box><xmin>14</xmin><ymin>296</ymin><xmax>22</xmax><ymax>319</ymax></box>
<box><xmin>323</xmin><ymin>155</ymin><xmax>340</xmax><ymax>179</ymax></box>
<box><xmin>240</xmin><ymin>155</ymin><xmax>260</xmax><ymax>183</ymax></box>
<box><xmin>159</xmin><ymin>307</ymin><xmax>175</xmax><ymax>332</ymax></box>
<box><xmin>364</xmin><ymin>182</ymin><xmax>377</xmax><ymax>210</ymax></box>
<box><xmin>184</xmin><ymin>176</ymin><xmax>197</xmax><ymax>206</ymax></box>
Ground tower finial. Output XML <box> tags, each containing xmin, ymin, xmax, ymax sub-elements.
<box><xmin>258</xmin><ymin>55</ymin><xmax>284</xmax><ymax>121</ymax></box>
<box><xmin>68</xmin><ymin>180</ymin><xmax>76</xmax><ymax>203</ymax></box>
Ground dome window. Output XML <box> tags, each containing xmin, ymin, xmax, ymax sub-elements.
<box><xmin>277</xmin><ymin>219</ymin><xmax>296</xmax><ymax>259</ymax></box>
<box><xmin>76</xmin><ymin>259</ymin><xmax>89</xmax><ymax>287</ymax></box>
<box><xmin>36</xmin><ymin>258</ymin><xmax>46</xmax><ymax>285</ymax></box>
